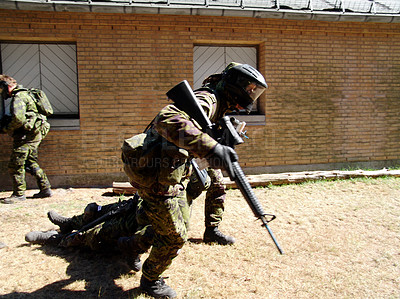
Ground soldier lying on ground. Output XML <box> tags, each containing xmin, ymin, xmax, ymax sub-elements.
<box><xmin>25</xmin><ymin>194</ymin><xmax>148</xmax><ymax>271</ymax></box>
<box><xmin>24</xmin><ymin>174</ymin><xmax>211</xmax><ymax>273</ymax></box>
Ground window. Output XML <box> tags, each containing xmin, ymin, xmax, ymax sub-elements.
<box><xmin>193</xmin><ymin>45</ymin><xmax>265</xmax><ymax>124</ymax></box>
<box><xmin>0</xmin><ymin>42</ymin><xmax>79</xmax><ymax>130</ymax></box>
<box><xmin>194</xmin><ymin>45</ymin><xmax>257</xmax><ymax>89</ymax></box>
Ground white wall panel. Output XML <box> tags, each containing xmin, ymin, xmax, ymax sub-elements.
<box><xmin>193</xmin><ymin>45</ymin><xmax>257</xmax><ymax>89</ymax></box>
<box><xmin>1</xmin><ymin>43</ymin><xmax>78</xmax><ymax>116</ymax></box>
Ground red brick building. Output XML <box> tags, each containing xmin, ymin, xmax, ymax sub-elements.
<box><xmin>0</xmin><ymin>0</ymin><xmax>399</xmax><ymax>189</ymax></box>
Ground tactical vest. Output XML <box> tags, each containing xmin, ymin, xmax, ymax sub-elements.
<box><xmin>122</xmin><ymin>128</ymin><xmax>190</xmax><ymax>189</ymax></box>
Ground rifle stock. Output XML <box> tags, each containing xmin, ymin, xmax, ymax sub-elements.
<box><xmin>167</xmin><ymin>80</ymin><xmax>284</xmax><ymax>254</ymax></box>
<box><xmin>166</xmin><ymin>80</ymin><xmax>214</xmax><ymax>134</ymax></box>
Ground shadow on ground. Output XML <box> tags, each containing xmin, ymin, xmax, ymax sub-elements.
<box><xmin>2</xmin><ymin>245</ymin><xmax>144</xmax><ymax>299</ymax></box>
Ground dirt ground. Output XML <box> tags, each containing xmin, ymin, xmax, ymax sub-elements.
<box><xmin>0</xmin><ymin>177</ymin><xmax>399</xmax><ymax>298</ymax></box>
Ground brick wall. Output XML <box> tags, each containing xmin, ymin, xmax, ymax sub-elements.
<box><xmin>0</xmin><ymin>9</ymin><xmax>399</xmax><ymax>188</ymax></box>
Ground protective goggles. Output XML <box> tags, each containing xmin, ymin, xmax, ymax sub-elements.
<box><xmin>236</xmin><ymin>76</ymin><xmax>266</xmax><ymax>102</ymax></box>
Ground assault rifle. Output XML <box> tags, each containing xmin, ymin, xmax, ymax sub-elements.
<box><xmin>167</xmin><ymin>80</ymin><xmax>284</xmax><ymax>254</ymax></box>
<box><xmin>64</xmin><ymin>194</ymin><xmax>138</xmax><ymax>240</ymax></box>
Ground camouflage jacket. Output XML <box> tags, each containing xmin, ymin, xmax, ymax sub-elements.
<box><xmin>123</xmin><ymin>88</ymin><xmax>230</xmax><ymax>193</ymax></box>
<box><xmin>152</xmin><ymin>88</ymin><xmax>227</xmax><ymax>158</ymax></box>
<box><xmin>2</xmin><ymin>85</ymin><xmax>48</xmax><ymax>141</ymax></box>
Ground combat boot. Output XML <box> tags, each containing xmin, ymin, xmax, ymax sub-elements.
<box><xmin>47</xmin><ymin>210</ymin><xmax>74</xmax><ymax>234</ymax></box>
<box><xmin>140</xmin><ymin>276</ymin><xmax>177</xmax><ymax>298</ymax></box>
<box><xmin>25</xmin><ymin>231</ymin><xmax>61</xmax><ymax>246</ymax></box>
<box><xmin>2</xmin><ymin>194</ymin><xmax>26</xmax><ymax>204</ymax></box>
<box><xmin>117</xmin><ymin>236</ymin><xmax>142</xmax><ymax>272</ymax></box>
<box><xmin>33</xmin><ymin>188</ymin><xmax>53</xmax><ymax>198</ymax></box>
<box><xmin>203</xmin><ymin>226</ymin><xmax>236</xmax><ymax>245</ymax></box>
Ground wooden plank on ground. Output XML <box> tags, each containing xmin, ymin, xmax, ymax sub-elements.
<box><xmin>113</xmin><ymin>169</ymin><xmax>400</xmax><ymax>193</ymax></box>
<box><xmin>112</xmin><ymin>182</ymin><xmax>136</xmax><ymax>195</ymax></box>
<box><xmin>223</xmin><ymin>169</ymin><xmax>400</xmax><ymax>188</ymax></box>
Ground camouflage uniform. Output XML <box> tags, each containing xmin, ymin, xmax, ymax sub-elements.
<box><xmin>2</xmin><ymin>86</ymin><xmax>51</xmax><ymax>196</ymax></box>
<box><xmin>203</xmin><ymin>168</ymin><xmax>226</xmax><ymax>227</ymax></box>
<box><xmin>124</xmin><ymin>88</ymin><xmax>229</xmax><ymax>281</ymax></box>
<box><xmin>58</xmin><ymin>198</ymin><xmax>140</xmax><ymax>250</ymax></box>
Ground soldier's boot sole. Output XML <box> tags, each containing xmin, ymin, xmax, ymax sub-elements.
<box><xmin>140</xmin><ymin>276</ymin><xmax>177</xmax><ymax>298</ymax></box>
<box><xmin>25</xmin><ymin>230</ymin><xmax>60</xmax><ymax>245</ymax></box>
<box><xmin>203</xmin><ymin>227</ymin><xmax>236</xmax><ymax>245</ymax></box>
<box><xmin>47</xmin><ymin>210</ymin><xmax>73</xmax><ymax>233</ymax></box>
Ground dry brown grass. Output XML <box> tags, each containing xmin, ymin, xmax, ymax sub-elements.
<box><xmin>0</xmin><ymin>177</ymin><xmax>399</xmax><ymax>299</ymax></box>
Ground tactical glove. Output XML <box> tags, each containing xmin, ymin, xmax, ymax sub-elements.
<box><xmin>206</xmin><ymin>144</ymin><xmax>238</xmax><ymax>180</ymax></box>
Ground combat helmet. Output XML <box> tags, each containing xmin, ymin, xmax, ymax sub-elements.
<box><xmin>219</xmin><ymin>62</ymin><xmax>267</xmax><ymax>113</ymax></box>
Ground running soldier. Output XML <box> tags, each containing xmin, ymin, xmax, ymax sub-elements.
<box><xmin>121</xmin><ymin>62</ymin><xmax>268</xmax><ymax>298</ymax></box>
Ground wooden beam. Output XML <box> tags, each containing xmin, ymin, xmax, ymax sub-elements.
<box><xmin>113</xmin><ymin>169</ymin><xmax>400</xmax><ymax>194</ymax></box>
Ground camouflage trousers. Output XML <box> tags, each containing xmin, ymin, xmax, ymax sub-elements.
<box><xmin>136</xmin><ymin>183</ymin><xmax>191</xmax><ymax>281</ymax></box>
<box><xmin>186</xmin><ymin>168</ymin><xmax>226</xmax><ymax>227</ymax></box>
<box><xmin>8</xmin><ymin>139</ymin><xmax>50</xmax><ymax>196</ymax></box>
<box><xmin>59</xmin><ymin>199</ymin><xmax>139</xmax><ymax>250</ymax></box>
<box><xmin>134</xmin><ymin>169</ymin><xmax>226</xmax><ymax>280</ymax></box>
<box><xmin>203</xmin><ymin>168</ymin><xmax>226</xmax><ymax>228</ymax></box>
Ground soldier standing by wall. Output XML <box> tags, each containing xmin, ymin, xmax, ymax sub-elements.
<box><xmin>121</xmin><ymin>62</ymin><xmax>268</xmax><ymax>298</ymax></box>
<box><xmin>0</xmin><ymin>75</ymin><xmax>53</xmax><ymax>204</ymax></box>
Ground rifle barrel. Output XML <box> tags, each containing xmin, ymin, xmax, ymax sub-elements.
<box><xmin>232</xmin><ymin>161</ymin><xmax>266</xmax><ymax>217</ymax></box>
<box><xmin>232</xmin><ymin>161</ymin><xmax>284</xmax><ymax>254</ymax></box>
<box><xmin>261</xmin><ymin>216</ymin><xmax>284</xmax><ymax>255</ymax></box>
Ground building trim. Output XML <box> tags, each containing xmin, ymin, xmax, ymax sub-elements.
<box><xmin>2</xmin><ymin>0</ymin><xmax>400</xmax><ymax>23</ymax></box>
